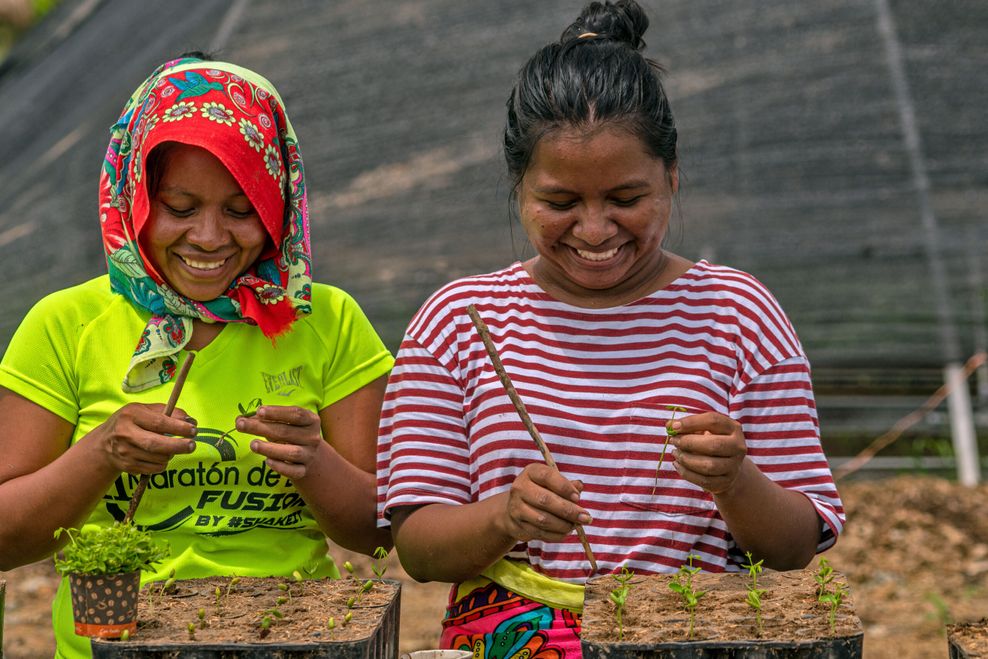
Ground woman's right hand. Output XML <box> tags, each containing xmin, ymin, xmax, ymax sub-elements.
<box><xmin>502</xmin><ymin>463</ymin><xmax>592</xmax><ymax>543</ymax></box>
<box><xmin>95</xmin><ymin>403</ymin><xmax>197</xmax><ymax>474</ymax></box>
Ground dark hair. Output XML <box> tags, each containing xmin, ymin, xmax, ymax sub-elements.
<box><xmin>503</xmin><ymin>0</ymin><xmax>677</xmax><ymax>190</ymax></box>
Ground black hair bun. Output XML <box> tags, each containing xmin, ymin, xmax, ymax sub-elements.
<box><xmin>560</xmin><ymin>0</ymin><xmax>649</xmax><ymax>51</ymax></box>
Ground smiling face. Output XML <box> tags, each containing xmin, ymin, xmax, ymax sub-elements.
<box><xmin>143</xmin><ymin>144</ymin><xmax>268</xmax><ymax>302</ymax></box>
<box><xmin>518</xmin><ymin>124</ymin><xmax>679</xmax><ymax>307</ymax></box>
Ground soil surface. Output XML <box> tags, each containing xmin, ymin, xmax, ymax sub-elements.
<box><xmin>108</xmin><ymin>576</ymin><xmax>399</xmax><ymax>647</ymax></box>
<box><xmin>3</xmin><ymin>475</ymin><xmax>987</xmax><ymax>658</ymax></box>
<box><xmin>582</xmin><ymin>569</ymin><xmax>861</xmax><ymax>645</ymax></box>
<box><xmin>947</xmin><ymin>618</ymin><xmax>988</xmax><ymax>657</ymax></box>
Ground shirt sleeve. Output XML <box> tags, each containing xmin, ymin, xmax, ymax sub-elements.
<box><xmin>315</xmin><ymin>286</ymin><xmax>394</xmax><ymax>406</ymax></box>
<box><xmin>730</xmin><ymin>355</ymin><xmax>845</xmax><ymax>552</ymax></box>
<box><xmin>376</xmin><ymin>335</ymin><xmax>473</xmax><ymax>527</ymax></box>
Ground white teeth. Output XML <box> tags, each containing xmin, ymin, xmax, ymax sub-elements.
<box><xmin>576</xmin><ymin>247</ymin><xmax>619</xmax><ymax>262</ymax></box>
<box><xmin>181</xmin><ymin>256</ymin><xmax>226</xmax><ymax>271</ymax></box>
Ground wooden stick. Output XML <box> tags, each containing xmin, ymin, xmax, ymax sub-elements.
<box><xmin>123</xmin><ymin>352</ymin><xmax>196</xmax><ymax>525</ymax></box>
<box><xmin>466</xmin><ymin>304</ymin><xmax>599</xmax><ymax>575</ymax></box>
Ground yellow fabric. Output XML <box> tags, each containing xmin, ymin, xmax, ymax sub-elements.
<box><xmin>455</xmin><ymin>558</ymin><xmax>585</xmax><ymax>613</ymax></box>
<box><xmin>0</xmin><ymin>276</ymin><xmax>393</xmax><ymax>659</ymax></box>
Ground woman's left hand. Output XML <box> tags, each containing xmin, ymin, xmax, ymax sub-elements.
<box><xmin>668</xmin><ymin>412</ymin><xmax>747</xmax><ymax>495</ymax></box>
<box><xmin>240</xmin><ymin>406</ymin><xmax>326</xmax><ymax>480</ymax></box>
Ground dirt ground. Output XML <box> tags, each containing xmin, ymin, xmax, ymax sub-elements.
<box><xmin>2</xmin><ymin>474</ymin><xmax>986</xmax><ymax>658</ymax></box>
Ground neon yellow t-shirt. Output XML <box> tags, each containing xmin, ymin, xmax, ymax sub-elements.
<box><xmin>0</xmin><ymin>276</ymin><xmax>394</xmax><ymax>658</ymax></box>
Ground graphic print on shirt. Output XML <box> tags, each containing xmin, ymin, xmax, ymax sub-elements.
<box><xmin>102</xmin><ymin>398</ymin><xmax>307</xmax><ymax>535</ymax></box>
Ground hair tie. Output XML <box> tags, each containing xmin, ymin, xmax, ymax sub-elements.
<box><xmin>578</xmin><ymin>32</ymin><xmax>598</xmax><ymax>39</ymax></box>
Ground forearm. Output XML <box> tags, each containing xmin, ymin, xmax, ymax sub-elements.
<box><xmin>713</xmin><ymin>459</ymin><xmax>821</xmax><ymax>570</ymax></box>
<box><xmin>293</xmin><ymin>443</ymin><xmax>391</xmax><ymax>556</ymax></box>
<box><xmin>0</xmin><ymin>439</ymin><xmax>119</xmax><ymax>569</ymax></box>
<box><xmin>392</xmin><ymin>495</ymin><xmax>518</xmax><ymax>583</ymax></box>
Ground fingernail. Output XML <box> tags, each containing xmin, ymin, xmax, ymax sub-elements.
<box><xmin>236</xmin><ymin>418</ymin><xmax>246</xmax><ymax>431</ymax></box>
<box><xmin>578</xmin><ymin>512</ymin><xmax>592</xmax><ymax>524</ymax></box>
<box><xmin>671</xmin><ymin>421</ymin><xmax>682</xmax><ymax>430</ymax></box>
<box><xmin>187</xmin><ymin>441</ymin><xmax>195</xmax><ymax>452</ymax></box>
<box><xmin>250</xmin><ymin>441</ymin><xmax>259</xmax><ymax>452</ymax></box>
<box><xmin>184</xmin><ymin>416</ymin><xmax>197</xmax><ymax>425</ymax></box>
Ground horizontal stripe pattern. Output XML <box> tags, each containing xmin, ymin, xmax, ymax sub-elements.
<box><xmin>377</xmin><ymin>261</ymin><xmax>845</xmax><ymax>582</ymax></box>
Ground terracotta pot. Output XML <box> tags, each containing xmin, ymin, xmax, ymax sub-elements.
<box><xmin>948</xmin><ymin>618</ymin><xmax>988</xmax><ymax>658</ymax></box>
<box><xmin>68</xmin><ymin>571</ymin><xmax>140</xmax><ymax>639</ymax></box>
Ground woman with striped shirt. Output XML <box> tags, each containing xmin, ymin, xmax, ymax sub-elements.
<box><xmin>377</xmin><ymin>2</ymin><xmax>844</xmax><ymax>656</ymax></box>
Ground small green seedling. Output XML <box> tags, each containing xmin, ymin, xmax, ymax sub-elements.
<box><xmin>197</xmin><ymin>607</ymin><xmax>208</xmax><ymax>629</ymax></box>
<box><xmin>371</xmin><ymin>546</ymin><xmax>389</xmax><ymax>578</ymax></box>
<box><xmin>742</xmin><ymin>551</ymin><xmax>766</xmax><ymax>635</ymax></box>
<box><xmin>652</xmin><ymin>405</ymin><xmax>688</xmax><ymax>495</ymax></box>
<box><xmin>218</xmin><ymin>397</ymin><xmax>264</xmax><ymax>446</ymax></box>
<box><xmin>609</xmin><ymin>566</ymin><xmax>635</xmax><ymax>641</ymax></box>
<box><xmin>186</xmin><ymin>622</ymin><xmax>196</xmax><ymax>640</ymax></box>
<box><xmin>669</xmin><ymin>554</ymin><xmax>706</xmax><ymax>640</ymax></box>
<box><xmin>818</xmin><ymin>583</ymin><xmax>847</xmax><ymax>634</ymax></box>
<box><xmin>814</xmin><ymin>557</ymin><xmax>834</xmax><ymax>598</ymax></box>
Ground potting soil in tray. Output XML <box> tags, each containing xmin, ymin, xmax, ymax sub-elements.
<box><xmin>582</xmin><ymin>567</ymin><xmax>862</xmax><ymax>647</ymax></box>
<box><xmin>92</xmin><ymin>576</ymin><xmax>399</xmax><ymax>649</ymax></box>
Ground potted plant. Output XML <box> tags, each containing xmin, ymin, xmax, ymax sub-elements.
<box><xmin>581</xmin><ymin>558</ymin><xmax>864</xmax><ymax>659</ymax></box>
<box><xmin>53</xmin><ymin>523</ymin><xmax>168</xmax><ymax>640</ymax></box>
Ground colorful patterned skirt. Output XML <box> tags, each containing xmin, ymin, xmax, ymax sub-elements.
<box><xmin>440</xmin><ymin>580</ymin><xmax>583</xmax><ymax>659</ymax></box>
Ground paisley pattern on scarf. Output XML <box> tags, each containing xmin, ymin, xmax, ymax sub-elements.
<box><xmin>99</xmin><ymin>57</ymin><xmax>312</xmax><ymax>392</ymax></box>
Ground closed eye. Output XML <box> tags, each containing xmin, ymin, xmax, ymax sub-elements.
<box><xmin>226</xmin><ymin>207</ymin><xmax>256</xmax><ymax>219</ymax></box>
<box><xmin>163</xmin><ymin>204</ymin><xmax>195</xmax><ymax>218</ymax></box>
<box><xmin>613</xmin><ymin>195</ymin><xmax>644</xmax><ymax>207</ymax></box>
<box><xmin>546</xmin><ymin>200</ymin><xmax>577</xmax><ymax>211</ymax></box>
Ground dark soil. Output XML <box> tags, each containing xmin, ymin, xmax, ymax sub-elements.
<box><xmin>582</xmin><ymin>568</ymin><xmax>861</xmax><ymax>645</ymax></box>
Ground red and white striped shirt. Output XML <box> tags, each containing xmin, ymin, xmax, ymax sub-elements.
<box><xmin>377</xmin><ymin>260</ymin><xmax>844</xmax><ymax>582</ymax></box>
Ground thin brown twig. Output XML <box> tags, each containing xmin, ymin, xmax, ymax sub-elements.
<box><xmin>466</xmin><ymin>304</ymin><xmax>599</xmax><ymax>575</ymax></box>
<box><xmin>833</xmin><ymin>351</ymin><xmax>986</xmax><ymax>480</ymax></box>
<box><xmin>123</xmin><ymin>352</ymin><xmax>197</xmax><ymax>524</ymax></box>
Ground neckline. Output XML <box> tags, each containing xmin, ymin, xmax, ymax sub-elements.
<box><xmin>509</xmin><ymin>259</ymin><xmax>709</xmax><ymax>311</ymax></box>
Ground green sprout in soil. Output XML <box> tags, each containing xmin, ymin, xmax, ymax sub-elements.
<box><xmin>669</xmin><ymin>553</ymin><xmax>706</xmax><ymax>640</ymax></box>
<box><xmin>145</xmin><ymin>567</ymin><xmax>176</xmax><ymax>614</ymax></box>
<box><xmin>197</xmin><ymin>607</ymin><xmax>209</xmax><ymax>629</ymax></box>
<box><xmin>818</xmin><ymin>582</ymin><xmax>847</xmax><ymax>635</ymax></box>
<box><xmin>814</xmin><ymin>556</ymin><xmax>834</xmax><ymax>598</ymax></box>
<box><xmin>742</xmin><ymin>551</ymin><xmax>766</xmax><ymax>636</ymax></box>
<box><xmin>609</xmin><ymin>566</ymin><xmax>635</xmax><ymax>641</ymax></box>
<box><xmin>652</xmin><ymin>405</ymin><xmax>688</xmax><ymax>495</ymax></box>
<box><xmin>187</xmin><ymin>622</ymin><xmax>196</xmax><ymax>640</ymax></box>
<box><xmin>371</xmin><ymin>546</ymin><xmax>389</xmax><ymax>578</ymax></box>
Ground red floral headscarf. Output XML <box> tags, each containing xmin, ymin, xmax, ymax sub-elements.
<box><xmin>99</xmin><ymin>57</ymin><xmax>312</xmax><ymax>392</ymax></box>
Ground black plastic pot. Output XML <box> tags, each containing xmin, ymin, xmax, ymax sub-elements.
<box><xmin>90</xmin><ymin>578</ymin><xmax>401</xmax><ymax>659</ymax></box>
<box><xmin>581</xmin><ymin>634</ymin><xmax>864</xmax><ymax>659</ymax></box>
<box><xmin>947</xmin><ymin>618</ymin><xmax>988</xmax><ymax>659</ymax></box>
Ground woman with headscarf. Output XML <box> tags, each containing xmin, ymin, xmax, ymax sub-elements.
<box><xmin>0</xmin><ymin>55</ymin><xmax>393</xmax><ymax>658</ymax></box>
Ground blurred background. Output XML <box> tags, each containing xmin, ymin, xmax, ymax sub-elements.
<box><xmin>2</xmin><ymin>0</ymin><xmax>987</xmax><ymax>470</ymax></box>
